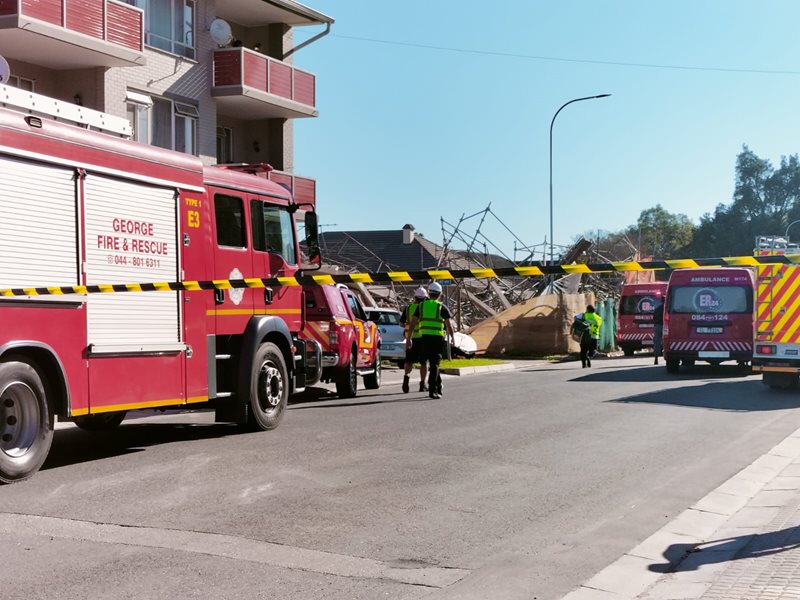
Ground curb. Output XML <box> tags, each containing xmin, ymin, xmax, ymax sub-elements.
<box><xmin>440</xmin><ymin>363</ymin><xmax>515</xmax><ymax>376</ymax></box>
<box><xmin>562</xmin><ymin>425</ymin><xmax>800</xmax><ymax>599</ymax></box>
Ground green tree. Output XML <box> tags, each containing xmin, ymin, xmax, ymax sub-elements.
<box><xmin>631</xmin><ymin>204</ymin><xmax>694</xmax><ymax>258</ymax></box>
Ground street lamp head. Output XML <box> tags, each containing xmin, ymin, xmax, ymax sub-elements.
<box><xmin>595</xmin><ymin>93</ymin><xmax>612</xmax><ymax>98</ymax></box>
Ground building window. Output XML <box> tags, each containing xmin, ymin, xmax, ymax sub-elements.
<box><xmin>125</xmin><ymin>91</ymin><xmax>198</xmax><ymax>156</ymax></box>
<box><xmin>174</xmin><ymin>102</ymin><xmax>198</xmax><ymax>155</ymax></box>
<box><xmin>127</xmin><ymin>0</ymin><xmax>195</xmax><ymax>59</ymax></box>
<box><xmin>216</xmin><ymin>127</ymin><xmax>233</xmax><ymax>164</ymax></box>
<box><xmin>6</xmin><ymin>75</ymin><xmax>35</xmax><ymax>91</ymax></box>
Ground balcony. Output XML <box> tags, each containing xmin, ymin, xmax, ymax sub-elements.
<box><xmin>0</xmin><ymin>0</ymin><xmax>144</xmax><ymax>69</ymax></box>
<box><xmin>269</xmin><ymin>170</ymin><xmax>316</xmax><ymax>207</ymax></box>
<box><xmin>212</xmin><ymin>48</ymin><xmax>317</xmax><ymax>120</ymax></box>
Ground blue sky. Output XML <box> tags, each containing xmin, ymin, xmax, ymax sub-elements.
<box><xmin>294</xmin><ymin>1</ymin><xmax>800</xmax><ymax>261</ymax></box>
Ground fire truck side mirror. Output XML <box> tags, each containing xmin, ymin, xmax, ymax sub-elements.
<box><xmin>303</xmin><ymin>211</ymin><xmax>322</xmax><ymax>270</ymax></box>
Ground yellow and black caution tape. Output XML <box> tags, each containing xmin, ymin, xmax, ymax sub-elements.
<box><xmin>2</xmin><ymin>253</ymin><xmax>798</xmax><ymax>298</ymax></box>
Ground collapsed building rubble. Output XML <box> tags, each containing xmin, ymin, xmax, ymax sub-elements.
<box><xmin>317</xmin><ymin>205</ymin><xmax>629</xmax><ymax>354</ymax></box>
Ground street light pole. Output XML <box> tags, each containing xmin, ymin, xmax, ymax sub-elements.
<box><xmin>785</xmin><ymin>219</ymin><xmax>800</xmax><ymax>240</ymax></box>
<box><xmin>549</xmin><ymin>94</ymin><xmax>611</xmax><ymax>264</ymax></box>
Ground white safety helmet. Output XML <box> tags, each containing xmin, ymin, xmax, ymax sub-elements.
<box><xmin>428</xmin><ymin>282</ymin><xmax>443</xmax><ymax>295</ymax></box>
<box><xmin>414</xmin><ymin>286</ymin><xmax>428</xmax><ymax>299</ymax></box>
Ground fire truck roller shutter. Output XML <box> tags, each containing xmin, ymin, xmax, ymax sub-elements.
<box><xmin>0</xmin><ymin>156</ymin><xmax>78</xmax><ymax>288</ymax></box>
<box><xmin>83</xmin><ymin>174</ymin><xmax>181</xmax><ymax>353</ymax></box>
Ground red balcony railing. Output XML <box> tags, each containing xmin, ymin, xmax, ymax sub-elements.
<box><xmin>269</xmin><ymin>171</ymin><xmax>316</xmax><ymax>206</ymax></box>
<box><xmin>213</xmin><ymin>48</ymin><xmax>316</xmax><ymax>111</ymax></box>
<box><xmin>0</xmin><ymin>0</ymin><xmax>143</xmax><ymax>52</ymax></box>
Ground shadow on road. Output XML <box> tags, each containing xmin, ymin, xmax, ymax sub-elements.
<box><xmin>43</xmin><ymin>422</ymin><xmax>237</xmax><ymax>471</ymax></box>
<box><xmin>571</xmin><ymin>364</ymin><xmax>752</xmax><ymax>383</ymax></box>
<box><xmin>290</xmin><ymin>393</ymin><xmax>435</xmax><ymax>410</ymax></box>
<box><xmin>649</xmin><ymin>526</ymin><xmax>800</xmax><ymax>573</ymax></box>
<box><xmin>606</xmin><ymin>380</ymin><xmax>800</xmax><ymax>411</ymax></box>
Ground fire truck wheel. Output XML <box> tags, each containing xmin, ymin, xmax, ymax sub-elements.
<box><xmin>335</xmin><ymin>349</ymin><xmax>358</xmax><ymax>399</ymax></box>
<box><xmin>0</xmin><ymin>358</ymin><xmax>54</xmax><ymax>484</ymax></box>
<box><xmin>665</xmin><ymin>359</ymin><xmax>680</xmax><ymax>374</ymax></box>
<box><xmin>74</xmin><ymin>411</ymin><xmax>126</xmax><ymax>431</ymax></box>
<box><xmin>248</xmin><ymin>343</ymin><xmax>288</xmax><ymax>431</ymax></box>
<box><xmin>363</xmin><ymin>351</ymin><xmax>381</xmax><ymax>390</ymax></box>
<box><xmin>764</xmin><ymin>372</ymin><xmax>799</xmax><ymax>390</ymax></box>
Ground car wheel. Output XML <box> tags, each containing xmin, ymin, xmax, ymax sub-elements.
<box><xmin>336</xmin><ymin>348</ymin><xmax>358</xmax><ymax>399</ymax></box>
<box><xmin>364</xmin><ymin>350</ymin><xmax>381</xmax><ymax>390</ymax></box>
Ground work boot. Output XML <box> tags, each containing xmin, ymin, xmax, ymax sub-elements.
<box><xmin>429</xmin><ymin>392</ymin><xmax>441</xmax><ymax>399</ymax></box>
<box><xmin>654</xmin><ymin>356</ymin><xmax>659</xmax><ymax>365</ymax></box>
<box><xmin>402</xmin><ymin>375</ymin><xmax>409</xmax><ymax>394</ymax></box>
<box><xmin>419</xmin><ymin>381</ymin><xmax>427</xmax><ymax>392</ymax></box>
<box><xmin>587</xmin><ymin>359</ymin><xmax>592</xmax><ymax>368</ymax></box>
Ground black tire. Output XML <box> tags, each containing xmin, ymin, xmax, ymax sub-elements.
<box><xmin>247</xmin><ymin>342</ymin><xmax>288</xmax><ymax>431</ymax></box>
<box><xmin>683</xmin><ymin>359</ymin><xmax>696</xmax><ymax>367</ymax></box>
<box><xmin>737</xmin><ymin>361</ymin><xmax>752</xmax><ymax>375</ymax></box>
<box><xmin>336</xmin><ymin>348</ymin><xmax>358</xmax><ymax>399</ymax></box>
<box><xmin>764</xmin><ymin>372</ymin><xmax>798</xmax><ymax>390</ymax></box>
<box><xmin>74</xmin><ymin>411</ymin><xmax>126</xmax><ymax>431</ymax></box>
<box><xmin>665</xmin><ymin>359</ymin><xmax>680</xmax><ymax>374</ymax></box>
<box><xmin>622</xmin><ymin>346</ymin><xmax>635</xmax><ymax>357</ymax></box>
<box><xmin>0</xmin><ymin>357</ymin><xmax>54</xmax><ymax>484</ymax></box>
<box><xmin>363</xmin><ymin>350</ymin><xmax>381</xmax><ymax>390</ymax></box>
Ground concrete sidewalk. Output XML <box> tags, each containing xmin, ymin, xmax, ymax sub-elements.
<box><xmin>564</xmin><ymin>425</ymin><xmax>800</xmax><ymax>599</ymax></box>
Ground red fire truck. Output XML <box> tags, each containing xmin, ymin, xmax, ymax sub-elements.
<box><xmin>0</xmin><ymin>88</ymin><xmax>322</xmax><ymax>482</ymax></box>
<box><xmin>752</xmin><ymin>235</ymin><xmax>800</xmax><ymax>389</ymax></box>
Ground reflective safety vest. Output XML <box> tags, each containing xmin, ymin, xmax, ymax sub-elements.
<box><xmin>584</xmin><ymin>312</ymin><xmax>602</xmax><ymax>339</ymax></box>
<box><xmin>419</xmin><ymin>299</ymin><xmax>445</xmax><ymax>337</ymax></box>
<box><xmin>406</xmin><ymin>302</ymin><xmax>423</xmax><ymax>339</ymax></box>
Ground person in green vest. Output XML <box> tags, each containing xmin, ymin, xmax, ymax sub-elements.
<box><xmin>406</xmin><ymin>282</ymin><xmax>455</xmax><ymax>399</ymax></box>
<box><xmin>400</xmin><ymin>286</ymin><xmax>428</xmax><ymax>393</ymax></box>
<box><xmin>579</xmin><ymin>304</ymin><xmax>603</xmax><ymax>368</ymax></box>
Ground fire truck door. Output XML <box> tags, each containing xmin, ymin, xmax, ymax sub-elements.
<box><xmin>210</xmin><ymin>192</ymin><xmax>255</xmax><ymax>333</ymax></box>
<box><xmin>249</xmin><ymin>197</ymin><xmax>302</xmax><ymax>332</ymax></box>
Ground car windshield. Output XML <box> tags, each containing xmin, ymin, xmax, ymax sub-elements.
<box><xmin>368</xmin><ymin>311</ymin><xmax>401</xmax><ymax>325</ymax></box>
<box><xmin>668</xmin><ymin>285</ymin><xmax>752</xmax><ymax>314</ymax></box>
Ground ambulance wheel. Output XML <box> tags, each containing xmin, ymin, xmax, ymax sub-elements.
<box><xmin>74</xmin><ymin>411</ymin><xmax>126</xmax><ymax>431</ymax></box>
<box><xmin>0</xmin><ymin>357</ymin><xmax>54</xmax><ymax>484</ymax></box>
<box><xmin>665</xmin><ymin>359</ymin><xmax>680</xmax><ymax>374</ymax></box>
<box><xmin>364</xmin><ymin>350</ymin><xmax>381</xmax><ymax>390</ymax></box>
<box><xmin>683</xmin><ymin>359</ymin><xmax>696</xmax><ymax>367</ymax></box>
<box><xmin>622</xmin><ymin>347</ymin><xmax>635</xmax><ymax>357</ymax></box>
<box><xmin>737</xmin><ymin>361</ymin><xmax>752</xmax><ymax>375</ymax></box>
<box><xmin>336</xmin><ymin>349</ymin><xmax>358</xmax><ymax>399</ymax></box>
<box><xmin>247</xmin><ymin>342</ymin><xmax>288</xmax><ymax>431</ymax></box>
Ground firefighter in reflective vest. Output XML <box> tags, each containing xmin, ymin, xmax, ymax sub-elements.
<box><xmin>580</xmin><ymin>304</ymin><xmax>603</xmax><ymax>368</ymax></box>
<box><xmin>406</xmin><ymin>282</ymin><xmax>455</xmax><ymax>399</ymax></box>
<box><xmin>400</xmin><ymin>286</ymin><xmax>429</xmax><ymax>393</ymax></box>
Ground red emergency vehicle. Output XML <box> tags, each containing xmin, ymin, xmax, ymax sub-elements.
<box><xmin>301</xmin><ymin>284</ymin><xmax>380</xmax><ymax>398</ymax></box>
<box><xmin>617</xmin><ymin>282</ymin><xmax>668</xmax><ymax>356</ymax></box>
<box><xmin>0</xmin><ymin>90</ymin><xmax>322</xmax><ymax>482</ymax></box>
<box><xmin>663</xmin><ymin>268</ymin><xmax>755</xmax><ymax>374</ymax></box>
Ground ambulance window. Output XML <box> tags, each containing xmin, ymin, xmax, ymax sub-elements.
<box><xmin>250</xmin><ymin>201</ymin><xmax>296</xmax><ymax>265</ymax></box>
<box><xmin>215</xmin><ymin>194</ymin><xmax>246</xmax><ymax>248</ymax></box>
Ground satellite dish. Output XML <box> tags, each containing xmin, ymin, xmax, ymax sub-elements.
<box><xmin>209</xmin><ymin>19</ymin><xmax>233</xmax><ymax>47</ymax></box>
<box><xmin>0</xmin><ymin>55</ymin><xmax>10</xmax><ymax>85</ymax></box>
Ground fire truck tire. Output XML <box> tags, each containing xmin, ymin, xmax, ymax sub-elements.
<box><xmin>665</xmin><ymin>359</ymin><xmax>680</xmax><ymax>374</ymax></box>
<box><xmin>0</xmin><ymin>357</ymin><xmax>54</xmax><ymax>484</ymax></box>
<box><xmin>335</xmin><ymin>349</ymin><xmax>358</xmax><ymax>399</ymax></box>
<box><xmin>247</xmin><ymin>343</ymin><xmax>288</xmax><ymax>431</ymax></box>
<box><xmin>764</xmin><ymin>372</ymin><xmax>799</xmax><ymax>390</ymax></box>
<box><xmin>363</xmin><ymin>350</ymin><xmax>381</xmax><ymax>390</ymax></box>
<box><xmin>74</xmin><ymin>411</ymin><xmax>126</xmax><ymax>431</ymax></box>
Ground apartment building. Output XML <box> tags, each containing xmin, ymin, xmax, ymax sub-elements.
<box><xmin>0</xmin><ymin>0</ymin><xmax>332</xmax><ymax>203</ymax></box>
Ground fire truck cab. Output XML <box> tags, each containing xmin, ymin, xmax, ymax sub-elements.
<box><xmin>752</xmin><ymin>235</ymin><xmax>800</xmax><ymax>389</ymax></box>
<box><xmin>0</xmin><ymin>86</ymin><xmax>321</xmax><ymax>482</ymax></box>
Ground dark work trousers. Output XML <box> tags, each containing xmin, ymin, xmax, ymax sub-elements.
<box><xmin>580</xmin><ymin>337</ymin><xmax>598</xmax><ymax>368</ymax></box>
<box><xmin>421</xmin><ymin>335</ymin><xmax>444</xmax><ymax>393</ymax></box>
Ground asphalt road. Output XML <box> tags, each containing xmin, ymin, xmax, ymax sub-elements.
<box><xmin>3</xmin><ymin>356</ymin><xmax>800</xmax><ymax>600</ymax></box>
